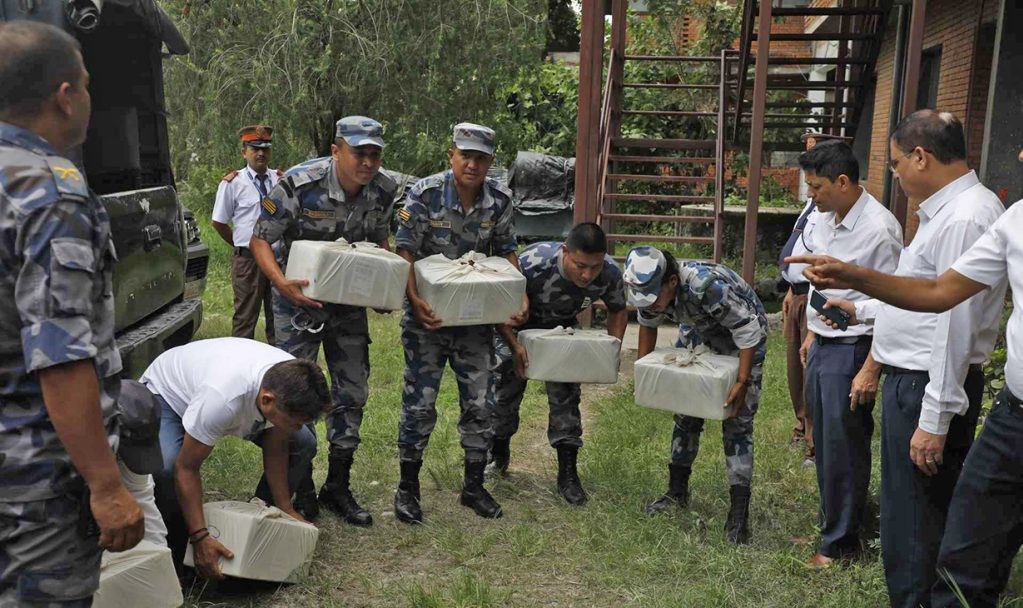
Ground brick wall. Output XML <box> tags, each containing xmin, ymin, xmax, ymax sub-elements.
<box><xmin>863</xmin><ymin>0</ymin><xmax>997</xmax><ymax>241</ymax></box>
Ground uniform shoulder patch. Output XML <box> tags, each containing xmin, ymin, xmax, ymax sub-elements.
<box><xmin>44</xmin><ymin>157</ymin><xmax>88</xmax><ymax>200</ymax></box>
<box><xmin>222</xmin><ymin>170</ymin><xmax>239</xmax><ymax>182</ymax></box>
<box><xmin>261</xmin><ymin>197</ymin><xmax>278</xmax><ymax>216</ymax></box>
<box><xmin>275</xmin><ymin>169</ymin><xmax>284</xmax><ymax>178</ymax></box>
<box><xmin>397</xmin><ymin>208</ymin><xmax>412</xmax><ymax>222</ymax></box>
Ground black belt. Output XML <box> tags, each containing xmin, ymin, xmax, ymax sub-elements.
<box><xmin>234</xmin><ymin>246</ymin><xmax>253</xmax><ymax>258</ymax></box>
<box><xmin>790</xmin><ymin>282</ymin><xmax>810</xmax><ymax>296</ymax></box>
<box><xmin>816</xmin><ymin>334</ymin><xmax>871</xmax><ymax>346</ymax></box>
<box><xmin>882</xmin><ymin>363</ymin><xmax>983</xmax><ymax>376</ymax></box>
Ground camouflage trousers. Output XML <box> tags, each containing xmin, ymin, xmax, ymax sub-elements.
<box><xmin>0</xmin><ymin>492</ymin><xmax>100</xmax><ymax>607</ymax></box>
<box><xmin>670</xmin><ymin>337</ymin><xmax>767</xmax><ymax>488</ymax></box>
<box><xmin>398</xmin><ymin>315</ymin><xmax>494</xmax><ymax>463</ymax></box>
<box><xmin>491</xmin><ymin>334</ymin><xmax>583</xmax><ymax>448</ymax></box>
<box><xmin>273</xmin><ymin>289</ymin><xmax>370</xmax><ymax>454</ymax></box>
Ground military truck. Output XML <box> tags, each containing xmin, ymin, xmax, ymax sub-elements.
<box><xmin>1</xmin><ymin>0</ymin><xmax>209</xmax><ymax>378</ymax></box>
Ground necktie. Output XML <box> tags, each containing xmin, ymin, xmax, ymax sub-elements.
<box><xmin>778</xmin><ymin>202</ymin><xmax>814</xmax><ymax>271</ymax></box>
<box><xmin>256</xmin><ymin>174</ymin><xmax>269</xmax><ymax>198</ymax></box>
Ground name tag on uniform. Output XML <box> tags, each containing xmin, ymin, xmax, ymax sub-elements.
<box><xmin>480</xmin><ymin>221</ymin><xmax>495</xmax><ymax>229</ymax></box>
<box><xmin>430</xmin><ymin>220</ymin><xmax>451</xmax><ymax>229</ymax></box>
<box><xmin>302</xmin><ymin>209</ymin><xmax>335</xmax><ymax>220</ymax></box>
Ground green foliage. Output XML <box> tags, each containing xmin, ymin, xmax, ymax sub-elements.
<box><xmin>546</xmin><ymin>0</ymin><xmax>580</xmax><ymax>52</ymax></box>
<box><xmin>162</xmin><ymin>0</ymin><xmax>548</xmax><ymax>189</ymax></box>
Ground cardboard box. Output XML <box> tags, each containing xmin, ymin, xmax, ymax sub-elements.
<box><xmin>285</xmin><ymin>239</ymin><xmax>409</xmax><ymax>310</ymax></box>
<box><xmin>184</xmin><ymin>500</ymin><xmax>319</xmax><ymax>582</ymax></box>
<box><xmin>634</xmin><ymin>347</ymin><xmax>739</xmax><ymax>420</ymax></box>
<box><xmin>414</xmin><ymin>252</ymin><xmax>526</xmax><ymax>326</ymax></box>
<box><xmin>94</xmin><ymin>541</ymin><xmax>183</xmax><ymax>608</ymax></box>
<box><xmin>518</xmin><ymin>327</ymin><xmax>620</xmax><ymax>383</ymax></box>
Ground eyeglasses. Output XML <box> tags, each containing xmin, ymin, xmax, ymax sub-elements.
<box><xmin>889</xmin><ymin>148</ymin><xmax>930</xmax><ymax>173</ymax></box>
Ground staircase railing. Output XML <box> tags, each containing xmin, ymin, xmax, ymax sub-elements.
<box><xmin>594</xmin><ymin>49</ymin><xmax>621</xmax><ymax>227</ymax></box>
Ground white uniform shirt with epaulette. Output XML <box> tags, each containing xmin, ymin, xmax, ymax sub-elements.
<box><xmin>212</xmin><ymin>165</ymin><xmax>282</xmax><ymax>248</ymax></box>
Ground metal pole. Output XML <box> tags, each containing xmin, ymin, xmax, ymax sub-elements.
<box><xmin>741</xmin><ymin>0</ymin><xmax>772</xmax><ymax>284</ymax></box>
<box><xmin>574</xmin><ymin>0</ymin><xmax>605</xmax><ymax>224</ymax></box>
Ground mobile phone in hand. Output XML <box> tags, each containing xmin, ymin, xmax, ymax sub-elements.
<box><xmin>809</xmin><ymin>290</ymin><xmax>850</xmax><ymax>331</ymax></box>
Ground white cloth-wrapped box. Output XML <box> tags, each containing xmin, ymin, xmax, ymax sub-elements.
<box><xmin>414</xmin><ymin>252</ymin><xmax>526</xmax><ymax>326</ymax></box>
<box><xmin>518</xmin><ymin>327</ymin><xmax>621</xmax><ymax>384</ymax></box>
<box><xmin>634</xmin><ymin>346</ymin><xmax>740</xmax><ymax>420</ymax></box>
<box><xmin>285</xmin><ymin>239</ymin><xmax>409</xmax><ymax>310</ymax></box>
<box><xmin>94</xmin><ymin>541</ymin><xmax>183</xmax><ymax>608</ymax></box>
<box><xmin>183</xmin><ymin>500</ymin><xmax>319</xmax><ymax>582</ymax></box>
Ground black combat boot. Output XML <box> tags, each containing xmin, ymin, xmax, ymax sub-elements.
<box><xmin>644</xmin><ymin>463</ymin><xmax>691</xmax><ymax>515</ymax></box>
<box><xmin>292</xmin><ymin>466</ymin><xmax>320</xmax><ymax>521</ymax></box>
<box><xmin>459</xmin><ymin>459</ymin><xmax>503</xmax><ymax>518</ymax></box>
<box><xmin>556</xmin><ymin>446</ymin><xmax>588</xmax><ymax>506</ymax></box>
<box><xmin>318</xmin><ymin>450</ymin><xmax>372</xmax><ymax>527</ymax></box>
<box><xmin>394</xmin><ymin>460</ymin><xmax>424</xmax><ymax>524</ymax></box>
<box><xmin>486</xmin><ymin>436</ymin><xmax>511</xmax><ymax>477</ymax></box>
<box><xmin>725</xmin><ymin>484</ymin><xmax>752</xmax><ymax>545</ymax></box>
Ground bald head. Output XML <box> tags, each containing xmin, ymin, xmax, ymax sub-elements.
<box><xmin>0</xmin><ymin>21</ymin><xmax>84</xmax><ymax>122</ymax></box>
<box><xmin>890</xmin><ymin>109</ymin><xmax>967</xmax><ymax>165</ymax></box>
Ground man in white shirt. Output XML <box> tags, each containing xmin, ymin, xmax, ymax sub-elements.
<box><xmin>211</xmin><ymin>125</ymin><xmax>283</xmax><ymax>345</ymax></box>
<box><xmin>794</xmin><ymin>142</ymin><xmax>902</xmax><ymax>569</ymax></box>
<box><xmin>143</xmin><ymin>338</ymin><xmax>330</xmax><ymax>579</ymax></box>
<box><xmin>790</xmin><ymin>195</ymin><xmax>1020</xmax><ymax>607</ymax></box>
<box><xmin>790</xmin><ymin>111</ymin><xmax>1006</xmax><ymax>606</ymax></box>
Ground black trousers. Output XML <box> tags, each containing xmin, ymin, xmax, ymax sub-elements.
<box><xmin>932</xmin><ymin>388</ymin><xmax>1023</xmax><ymax>608</ymax></box>
<box><xmin>806</xmin><ymin>338</ymin><xmax>874</xmax><ymax>557</ymax></box>
<box><xmin>880</xmin><ymin>366</ymin><xmax>984</xmax><ymax>608</ymax></box>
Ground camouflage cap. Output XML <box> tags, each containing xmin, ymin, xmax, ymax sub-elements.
<box><xmin>239</xmin><ymin>125</ymin><xmax>274</xmax><ymax>149</ymax></box>
<box><xmin>116</xmin><ymin>379</ymin><xmax>163</xmax><ymax>475</ymax></box>
<box><xmin>336</xmin><ymin>115</ymin><xmax>385</xmax><ymax>148</ymax></box>
<box><xmin>453</xmin><ymin>122</ymin><xmax>496</xmax><ymax>155</ymax></box>
<box><xmin>623</xmin><ymin>246</ymin><xmax>668</xmax><ymax>309</ymax></box>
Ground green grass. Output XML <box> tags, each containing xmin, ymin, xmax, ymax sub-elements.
<box><xmin>184</xmin><ymin>214</ymin><xmax>1023</xmax><ymax>607</ymax></box>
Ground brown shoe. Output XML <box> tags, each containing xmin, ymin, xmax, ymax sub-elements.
<box><xmin>805</xmin><ymin>552</ymin><xmax>834</xmax><ymax>569</ymax></box>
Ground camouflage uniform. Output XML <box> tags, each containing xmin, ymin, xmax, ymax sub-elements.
<box><xmin>492</xmin><ymin>241</ymin><xmax>626</xmax><ymax>447</ymax></box>
<box><xmin>636</xmin><ymin>261</ymin><xmax>768</xmax><ymax>488</ymax></box>
<box><xmin>394</xmin><ymin>169</ymin><xmax>516</xmax><ymax>462</ymax></box>
<box><xmin>0</xmin><ymin>122</ymin><xmax>122</xmax><ymax>605</ymax></box>
<box><xmin>252</xmin><ymin>156</ymin><xmax>396</xmax><ymax>454</ymax></box>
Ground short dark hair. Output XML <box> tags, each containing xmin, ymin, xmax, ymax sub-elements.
<box><xmin>797</xmin><ymin>140</ymin><xmax>860</xmax><ymax>183</ymax></box>
<box><xmin>890</xmin><ymin>109</ymin><xmax>967</xmax><ymax>164</ymax></box>
<box><xmin>565</xmin><ymin>222</ymin><xmax>607</xmax><ymax>254</ymax></box>
<box><xmin>261</xmin><ymin>359</ymin><xmax>331</xmax><ymax>422</ymax></box>
<box><xmin>0</xmin><ymin>21</ymin><xmax>83</xmax><ymax>121</ymax></box>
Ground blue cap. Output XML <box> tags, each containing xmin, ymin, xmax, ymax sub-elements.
<box><xmin>623</xmin><ymin>246</ymin><xmax>668</xmax><ymax>309</ymax></box>
<box><xmin>336</xmin><ymin>116</ymin><xmax>385</xmax><ymax>148</ymax></box>
<box><xmin>453</xmin><ymin>122</ymin><xmax>496</xmax><ymax>155</ymax></box>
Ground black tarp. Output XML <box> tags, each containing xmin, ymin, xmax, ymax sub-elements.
<box><xmin>506</xmin><ymin>151</ymin><xmax>575</xmax><ymax>216</ymax></box>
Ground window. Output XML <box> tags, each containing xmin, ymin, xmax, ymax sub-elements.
<box><xmin>917</xmin><ymin>46</ymin><xmax>942</xmax><ymax>110</ymax></box>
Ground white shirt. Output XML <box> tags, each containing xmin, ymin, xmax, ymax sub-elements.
<box><xmin>211</xmin><ymin>165</ymin><xmax>281</xmax><ymax>248</ymax></box>
<box><xmin>806</xmin><ymin>188</ymin><xmax>902</xmax><ymax>337</ymax></box>
<box><xmin>952</xmin><ymin>198</ymin><xmax>1022</xmax><ymax>401</ymax></box>
<box><xmin>859</xmin><ymin>171</ymin><xmax>1007</xmax><ymax>434</ymax></box>
<box><xmin>139</xmin><ymin>338</ymin><xmax>293</xmax><ymax>446</ymax></box>
<box><xmin>781</xmin><ymin>199</ymin><xmax>820</xmax><ymax>285</ymax></box>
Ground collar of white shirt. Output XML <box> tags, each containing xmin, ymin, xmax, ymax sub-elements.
<box><xmin>829</xmin><ymin>186</ymin><xmax>870</xmax><ymax>232</ymax></box>
<box><xmin>916</xmin><ymin>170</ymin><xmax>981</xmax><ymax>221</ymax></box>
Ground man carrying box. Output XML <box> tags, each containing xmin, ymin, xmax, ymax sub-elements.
<box><xmin>144</xmin><ymin>338</ymin><xmax>330</xmax><ymax>579</ymax></box>
<box><xmin>624</xmin><ymin>247</ymin><xmax>768</xmax><ymax>544</ymax></box>
<box><xmin>250</xmin><ymin>116</ymin><xmax>398</xmax><ymax>527</ymax></box>
<box><xmin>490</xmin><ymin>222</ymin><xmax>628</xmax><ymax>505</ymax></box>
<box><xmin>392</xmin><ymin>122</ymin><xmax>527</xmax><ymax>524</ymax></box>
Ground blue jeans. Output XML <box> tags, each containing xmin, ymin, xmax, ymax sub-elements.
<box><xmin>151</xmin><ymin>395</ymin><xmax>317</xmax><ymax>568</ymax></box>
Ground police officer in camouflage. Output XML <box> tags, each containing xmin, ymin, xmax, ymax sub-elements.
<box><xmin>624</xmin><ymin>246</ymin><xmax>768</xmax><ymax>545</ymax></box>
<box><xmin>0</xmin><ymin>21</ymin><xmax>144</xmax><ymax>605</ymax></box>
<box><xmin>393</xmin><ymin>123</ymin><xmax>526</xmax><ymax>523</ymax></box>
<box><xmin>250</xmin><ymin>116</ymin><xmax>398</xmax><ymax>527</ymax></box>
<box><xmin>490</xmin><ymin>222</ymin><xmax>627</xmax><ymax>505</ymax></box>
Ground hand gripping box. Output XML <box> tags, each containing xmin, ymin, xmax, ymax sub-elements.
<box><xmin>414</xmin><ymin>252</ymin><xmax>526</xmax><ymax>326</ymax></box>
<box><xmin>94</xmin><ymin>540</ymin><xmax>183</xmax><ymax>608</ymax></box>
<box><xmin>184</xmin><ymin>500</ymin><xmax>319</xmax><ymax>582</ymax></box>
<box><xmin>285</xmin><ymin>239</ymin><xmax>410</xmax><ymax>310</ymax></box>
<box><xmin>634</xmin><ymin>346</ymin><xmax>740</xmax><ymax>420</ymax></box>
<box><xmin>517</xmin><ymin>327</ymin><xmax>621</xmax><ymax>384</ymax></box>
